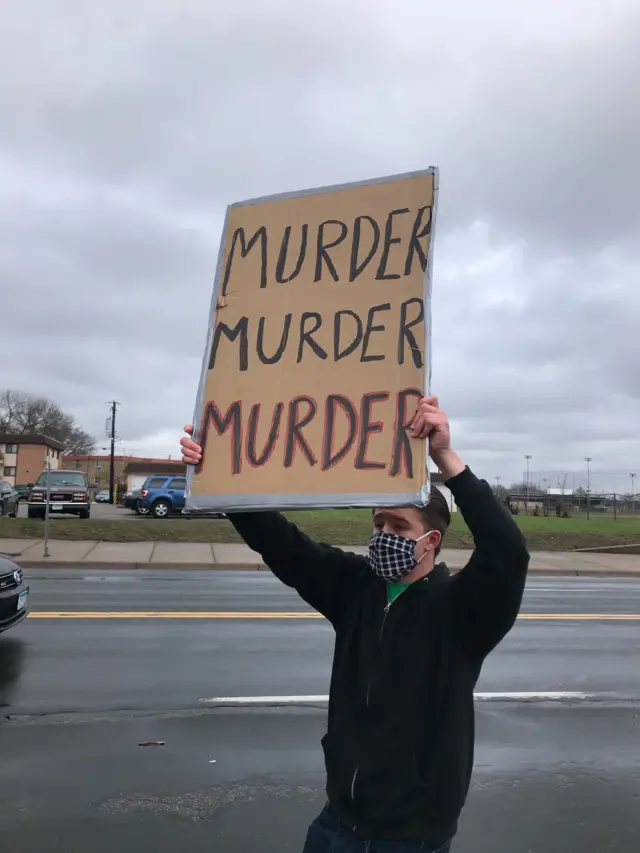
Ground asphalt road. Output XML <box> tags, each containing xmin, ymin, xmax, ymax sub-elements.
<box><xmin>2</xmin><ymin>571</ymin><xmax>640</xmax><ymax>852</ymax></box>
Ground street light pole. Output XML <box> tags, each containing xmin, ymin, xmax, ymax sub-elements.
<box><xmin>524</xmin><ymin>455</ymin><xmax>532</xmax><ymax>516</ymax></box>
<box><xmin>632</xmin><ymin>473</ymin><xmax>637</xmax><ymax>514</ymax></box>
<box><xmin>585</xmin><ymin>457</ymin><xmax>592</xmax><ymax>520</ymax></box>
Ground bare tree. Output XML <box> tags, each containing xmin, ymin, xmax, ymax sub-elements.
<box><xmin>555</xmin><ymin>473</ymin><xmax>571</xmax><ymax>517</ymax></box>
<box><xmin>492</xmin><ymin>484</ymin><xmax>508</xmax><ymax>501</ymax></box>
<box><xmin>0</xmin><ymin>390</ymin><xmax>95</xmax><ymax>454</ymax></box>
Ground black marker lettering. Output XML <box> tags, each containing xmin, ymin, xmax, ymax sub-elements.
<box><xmin>221</xmin><ymin>226</ymin><xmax>268</xmax><ymax>295</ymax></box>
<box><xmin>361</xmin><ymin>303</ymin><xmax>391</xmax><ymax>363</ymax></box>
<box><xmin>246</xmin><ymin>403</ymin><xmax>284</xmax><ymax>467</ymax></box>
<box><xmin>314</xmin><ymin>220</ymin><xmax>348</xmax><ymax>282</ymax></box>
<box><xmin>398</xmin><ymin>298</ymin><xmax>424</xmax><ymax>368</ymax></box>
<box><xmin>376</xmin><ymin>208</ymin><xmax>409</xmax><ymax>280</ymax></box>
<box><xmin>208</xmin><ymin>317</ymin><xmax>249</xmax><ymax>371</ymax></box>
<box><xmin>390</xmin><ymin>388</ymin><xmax>422</xmax><ymax>478</ymax></box>
<box><xmin>349</xmin><ymin>215</ymin><xmax>380</xmax><ymax>281</ymax></box>
<box><xmin>284</xmin><ymin>396</ymin><xmax>318</xmax><ymax>468</ymax></box>
<box><xmin>197</xmin><ymin>401</ymin><xmax>243</xmax><ymax>476</ymax></box>
<box><xmin>321</xmin><ymin>394</ymin><xmax>358</xmax><ymax>471</ymax></box>
<box><xmin>404</xmin><ymin>206</ymin><xmax>432</xmax><ymax>275</ymax></box>
<box><xmin>257</xmin><ymin>314</ymin><xmax>292</xmax><ymax>365</ymax></box>
<box><xmin>355</xmin><ymin>392</ymin><xmax>389</xmax><ymax>470</ymax></box>
<box><xmin>334</xmin><ymin>310</ymin><xmax>363</xmax><ymax>361</ymax></box>
<box><xmin>297</xmin><ymin>312</ymin><xmax>328</xmax><ymax>363</ymax></box>
<box><xmin>275</xmin><ymin>225</ymin><xmax>308</xmax><ymax>283</ymax></box>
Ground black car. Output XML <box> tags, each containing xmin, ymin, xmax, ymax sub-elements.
<box><xmin>0</xmin><ymin>555</ymin><xmax>29</xmax><ymax>634</ymax></box>
<box><xmin>121</xmin><ymin>488</ymin><xmax>149</xmax><ymax>515</ymax></box>
<box><xmin>13</xmin><ymin>485</ymin><xmax>32</xmax><ymax>502</ymax></box>
<box><xmin>0</xmin><ymin>481</ymin><xmax>19</xmax><ymax>518</ymax></box>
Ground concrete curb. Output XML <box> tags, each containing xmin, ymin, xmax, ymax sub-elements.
<box><xmin>16</xmin><ymin>560</ymin><xmax>268</xmax><ymax>571</ymax></box>
<box><xmin>13</xmin><ymin>560</ymin><xmax>640</xmax><ymax>577</ymax></box>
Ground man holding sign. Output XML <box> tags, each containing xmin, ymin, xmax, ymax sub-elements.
<box><xmin>180</xmin><ymin>394</ymin><xmax>529</xmax><ymax>852</ymax></box>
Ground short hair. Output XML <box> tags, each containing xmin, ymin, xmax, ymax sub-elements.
<box><xmin>417</xmin><ymin>486</ymin><xmax>451</xmax><ymax>556</ymax></box>
<box><xmin>372</xmin><ymin>486</ymin><xmax>452</xmax><ymax>556</ymax></box>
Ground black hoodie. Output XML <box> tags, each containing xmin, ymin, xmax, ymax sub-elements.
<box><xmin>228</xmin><ymin>467</ymin><xmax>529</xmax><ymax>847</ymax></box>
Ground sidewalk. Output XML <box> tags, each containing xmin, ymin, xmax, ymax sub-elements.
<box><xmin>2</xmin><ymin>538</ymin><xmax>640</xmax><ymax>575</ymax></box>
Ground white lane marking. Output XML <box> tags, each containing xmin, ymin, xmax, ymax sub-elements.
<box><xmin>199</xmin><ymin>691</ymin><xmax>592</xmax><ymax>705</ymax></box>
<box><xmin>474</xmin><ymin>691</ymin><xmax>592</xmax><ymax>701</ymax></box>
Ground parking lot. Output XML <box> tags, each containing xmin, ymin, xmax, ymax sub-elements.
<box><xmin>16</xmin><ymin>500</ymin><xmax>160</xmax><ymax>521</ymax></box>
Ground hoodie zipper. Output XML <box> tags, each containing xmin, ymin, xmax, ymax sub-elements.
<box><xmin>365</xmin><ymin>600</ymin><xmax>392</xmax><ymax>707</ymax></box>
<box><xmin>355</xmin><ymin>579</ymin><xmax>430</xmax><ymax>807</ymax></box>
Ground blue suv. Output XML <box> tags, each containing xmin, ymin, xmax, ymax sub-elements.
<box><xmin>138</xmin><ymin>475</ymin><xmax>186</xmax><ymax>519</ymax></box>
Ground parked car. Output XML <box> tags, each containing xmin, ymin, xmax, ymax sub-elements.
<box><xmin>0</xmin><ymin>481</ymin><xmax>19</xmax><ymax>518</ymax></box>
<box><xmin>13</xmin><ymin>484</ymin><xmax>32</xmax><ymax>502</ymax></box>
<box><xmin>27</xmin><ymin>470</ymin><xmax>91</xmax><ymax>519</ymax></box>
<box><xmin>0</xmin><ymin>555</ymin><xmax>29</xmax><ymax>633</ymax></box>
<box><xmin>138</xmin><ymin>475</ymin><xmax>187</xmax><ymax>519</ymax></box>
<box><xmin>121</xmin><ymin>488</ymin><xmax>149</xmax><ymax>515</ymax></box>
<box><xmin>95</xmin><ymin>489</ymin><xmax>111</xmax><ymax>503</ymax></box>
<box><xmin>121</xmin><ymin>489</ymin><xmax>137</xmax><ymax>509</ymax></box>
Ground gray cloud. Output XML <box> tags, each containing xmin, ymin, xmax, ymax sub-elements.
<box><xmin>1</xmin><ymin>0</ymin><xmax>639</xmax><ymax>488</ymax></box>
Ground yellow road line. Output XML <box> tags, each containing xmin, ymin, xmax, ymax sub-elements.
<box><xmin>27</xmin><ymin>611</ymin><xmax>640</xmax><ymax>620</ymax></box>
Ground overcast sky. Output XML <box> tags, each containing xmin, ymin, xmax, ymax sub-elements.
<box><xmin>2</xmin><ymin>0</ymin><xmax>639</xmax><ymax>491</ymax></box>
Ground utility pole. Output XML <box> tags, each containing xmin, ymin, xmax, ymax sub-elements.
<box><xmin>632</xmin><ymin>473</ymin><xmax>637</xmax><ymax>514</ymax></box>
<box><xmin>107</xmin><ymin>401</ymin><xmax>119</xmax><ymax>505</ymax></box>
<box><xmin>585</xmin><ymin>457</ymin><xmax>592</xmax><ymax>520</ymax></box>
<box><xmin>524</xmin><ymin>455</ymin><xmax>532</xmax><ymax>516</ymax></box>
<box><xmin>495</xmin><ymin>476</ymin><xmax>500</xmax><ymax>488</ymax></box>
<box><xmin>43</xmin><ymin>457</ymin><xmax>51</xmax><ymax>558</ymax></box>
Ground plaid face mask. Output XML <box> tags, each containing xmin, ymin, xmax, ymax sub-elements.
<box><xmin>368</xmin><ymin>530</ymin><xmax>431</xmax><ymax>582</ymax></box>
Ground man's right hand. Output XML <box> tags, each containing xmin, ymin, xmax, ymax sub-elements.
<box><xmin>180</xmin><ymin>424</ymin><xmax>203</xmax><ymax>465</ymax></box>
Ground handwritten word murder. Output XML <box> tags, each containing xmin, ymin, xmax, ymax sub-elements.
<box><xmin>221</xmin><ymin>206</ymin><xmax>432</xmax><ymax>294</ymax></box>
<box><xmin>196</xmin><ymin>388</ymin><xmax>423</xmax><ymax>479</ymax></box>
<box><xmin>209</xmin><ymin>298</ymin><xmax>425</xmax><ymax>372</ymax></box>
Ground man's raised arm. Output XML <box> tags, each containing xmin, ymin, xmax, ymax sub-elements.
<box><xmin>446</xmin><ymin>462</ymin><xmax>529</xmax><ymax>659</ymax></box>
<box><xmin>410</xmin><ymin>405</ymin><xmax>529</xmax><ymax>659</ymax></box>
<box><xmin>180</xmin><ymin>426</ymin><xmax>366</xmax><ymax>625</ymax></box>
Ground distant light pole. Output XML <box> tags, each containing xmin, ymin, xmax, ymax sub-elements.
<box><xmin>585</xmin><ymin>457</ymin><xmax>592</xmax><ymax>520</ymax></box>
<box><xmin>632</xmin><ymin>473</ymin><xmax>637</xmax><ymax>514</ymax></box>
<box><xmin>542</xmin><ymin>477</ymin><xmax>549</xmax><ymax>513</ymax></box>
<box><xmin>495</xmin><ymin>476</ymin><xmax>501</xmax><ymax>488</ymax></box>
<box><xmin>524</xmin><ymin>455</ymin><xmax>532</xmax><ymax>515</ymax></box>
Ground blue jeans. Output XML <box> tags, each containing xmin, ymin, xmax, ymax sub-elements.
<box><xmin>302</xmin><ymin>804</ymin><xmax>452</xmax><ymax>853</ymax></box>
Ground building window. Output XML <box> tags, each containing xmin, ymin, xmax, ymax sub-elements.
<box><xmin>5</xmin><ymin>444</ymin><xmax>18</xmax><ymax>454</ymax></box>
<box><xmin>3</xmin><ymin>466</ymin><xmax>16</xmax><ymax>476</ymax></box>
<box><xmin>94</xmin><ymin>476</ymin><xmax>101</xmax><ymax>485</ymax></box>
<box><xmin>95</xmin><ymin>460</ymin><xmax>104</xmax><ymax>468</ymax></box>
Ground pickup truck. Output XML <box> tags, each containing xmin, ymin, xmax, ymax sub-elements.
<box><xmin>27</xmin><ymin>469</ymin><xmax>91</xmax><ymax>519</ymax></box>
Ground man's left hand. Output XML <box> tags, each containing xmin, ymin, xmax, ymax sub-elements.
<box><xmin>410</xmin><ymin>396</ymin><xmax>465</xmax><ymax>479</ymax></box>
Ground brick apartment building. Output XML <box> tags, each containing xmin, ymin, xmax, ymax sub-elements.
<box><xmin>62</xmin><ymin>454</ymin><xmax>134</xmax><ymax>491</ymax></box>
<box><xmin>63</xmin><ymin>455</ymin><xmax>185</xmax><ymax>498</ymax></box>
<box><xmin>0</xmin><ymin>434</ymin><xmax>64</xmax><ymax>487</ymax></box>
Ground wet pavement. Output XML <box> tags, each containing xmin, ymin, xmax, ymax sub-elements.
<box><xmin>1</xmin><ymin>571</ymin><xmax>640</xmax><ymax>851</ymax></box>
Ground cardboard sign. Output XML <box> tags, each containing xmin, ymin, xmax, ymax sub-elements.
<box><xmin>187</xmin><ymin>169</ymin><xmax>438</xmax><ymax>511</ymax></box>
